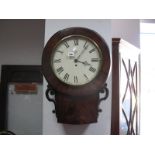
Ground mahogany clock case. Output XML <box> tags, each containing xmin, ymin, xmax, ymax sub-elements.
<box><xmin>42</xmin><ymin>27</ymin><xmax>111</xmax><ymax>96</ymax></box>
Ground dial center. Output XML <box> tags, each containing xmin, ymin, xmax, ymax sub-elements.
<box><xmin>74</xmin><ymin>59</ymin><xmax>78</xmax><ymax>63</ymax></box>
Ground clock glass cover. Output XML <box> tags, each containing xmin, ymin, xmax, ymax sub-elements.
<box><xmin>51</xmin><ymin>35</ymin><xmax>102</xmax><ymax>86</ymax></box>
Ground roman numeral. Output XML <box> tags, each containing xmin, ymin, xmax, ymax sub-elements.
<box><xmin>89</xmin><ymin>67</ymin><xmax>96</xmax><ymax>73</ymax></box>
<box><xmin>74</xmin><ymin>39</ymin><xmax>78</xmax><ymax>46</ymax></box>
<box><xmin>89</xmin><ymin>48</ymin><xmax>96</xmax><ymax>53</ymax></box>
<box><xmin>64</xmin><ymin>41</ymin><xmax>69</xmax><ymax>48</ymax></box>
<box><xmin>56</xmin><ymin>67</ymin><xmax>64</xmax><ymax>74</ymax></box>
<box><xmin>83</xmin><ymin>41</ymin><xmax>89</xmax><ymax>49</ymax></box>
<box><xmin>54</xmin><ymin>59</ymin><xmax>61</xmax><ymax>63</ymax></box>
<box><xmin>74</xmin><ymin>76</ymin><xmax>78</xmax><ymax>83</ymax></box>
<box><xmin>91</xmin><ymin>58</ymin><xmax>99</xmax><ymax>62</ymax></box>
<box><xmin>63</xmin><ymin>73</ymin><xmax>69</xmax><ymax>81</ymax></box>
<box><xmin>83</xmin><ymin>74</ymin><xmax>89</xmax><ymax>81</ymax></box>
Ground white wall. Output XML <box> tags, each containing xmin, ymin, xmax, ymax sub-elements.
<box><xmin>43</xmin><ymin>19</ymin><xmax>112</xmax><ymax>135</ymax></box>
<box><xmin>0</xmin><ymin>19</ymin><xmax>45</xmax><ymax>78</ymax></box>
<box><xmin>111</xmin><ymin>19</ymin><xmax>140</xmax><ymax>48</ymax></box>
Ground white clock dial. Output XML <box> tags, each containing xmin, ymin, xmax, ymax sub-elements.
<box><xmin>51</xmin><ymin>35</ymin><xmax>102</xmax><ymax>86</ymax></box>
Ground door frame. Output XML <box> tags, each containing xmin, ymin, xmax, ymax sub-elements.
<box><xmin>0</xmin><ymin>65</ymin><xmax>43</xmax><ymax>130</ymax></box>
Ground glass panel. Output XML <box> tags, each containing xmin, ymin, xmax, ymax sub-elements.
<box><xmin>120</xmin><ymin>58</ymin><xmax>129</xmax><ymax>135</ymax></box>
<box><xmin>7</xmin><ymin>83</ymin><xmax>43</xmax><ymax>135</ymax></box>
<box><xmin>120</xmin><ymin>58</ymin><xmax>138</xmax><ymax>135</ymax></box>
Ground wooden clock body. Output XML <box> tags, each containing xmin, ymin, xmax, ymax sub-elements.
<box><xmin>42</xmin><ymin>27</ymin><xmax>110</xmax><ymax>124</ymax></box>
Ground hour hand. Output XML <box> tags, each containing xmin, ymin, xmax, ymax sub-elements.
<box><xmin>82</xmin><ymin>61</ymin><xmax>91</xmax><ymax>66</ymax></box>
<box><xmin>74</xmin><ymin>59</ymin><xmax>91</xmax><ymax>66</ymax></box>
<box><xmin>76</xmin><ymin>46</ymin><xmax>87</xmax><ymax>60</ymax></box>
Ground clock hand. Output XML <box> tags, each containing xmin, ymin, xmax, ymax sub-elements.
<box><xmin>76</xmin><ymin>46</ymin><xmax>88</xmax><ymax>60</ymax></box>
<box><xmin>82</xmin><ymin>61</ymin><xmax>91</xmax><ymax>66</ymax></box>
<box><xmin>74</xmin><ymin>59</ymin><xmax>91</xmax><ymax>66</ymax></box>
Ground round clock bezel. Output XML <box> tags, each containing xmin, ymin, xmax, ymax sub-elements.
<box><xmin>51</xmin><ymin>34</ymin><xmax>103</xmax><ymax>86</ymax></box>
<box><xmin>42</xmin><ymin>27</ymin><xmax>110</xmax><ymax>96</ymax></box>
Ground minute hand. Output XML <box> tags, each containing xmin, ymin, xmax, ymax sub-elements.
<box><xmin>75</xmin><ymin>60</ymin><xmax>91</xmax><ymax>66</ymax></box>
<box><xmin>76</xmin><ymin>46</ymin><xmax>88</xmax><ymax>60</ymax></box>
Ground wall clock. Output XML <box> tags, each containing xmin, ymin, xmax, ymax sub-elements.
<box><xmin>42</xmin><ymin>27</ymin><xmax>110</xmax><ymax>124</ymax></box>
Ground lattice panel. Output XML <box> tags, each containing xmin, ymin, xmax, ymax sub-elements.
<box><xmin>120</xmin><ymin>58</ymin><xmax>138</xmax><ymax>135</ymax></box>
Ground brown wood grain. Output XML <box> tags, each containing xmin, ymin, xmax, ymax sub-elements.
<box><xmin>55</xmin><ymin>93</ymin><xmax>99</xmax><ymax>124</ymax></box>
<box><xmin>111</xmin><ymin>38</ymin><xmax>140</xmax><ymax>135</ymax></box>
<box><xmin>42</xmin><ymin>27</ymin><xmax>111</xmax><ymax>124</ymax></box>
<box><xmin>111</xmin><ymin>38</ymin><xmax>120</xmax><ymax>134</ymax></box>
<box><xmin>42</xmin><ymin>27</ymin><xmax>110</xmax><ymax>96</ymax></box>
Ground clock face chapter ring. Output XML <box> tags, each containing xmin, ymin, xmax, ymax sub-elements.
<box><xmin>51</xmin><ymin>35</ymin><xmax>103</xmax><ymax>86</ymax></box>
<box><xmin>42</xmin><ymin>27</ymin><xmax>110</xmax><ymax>96</ymax></box>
